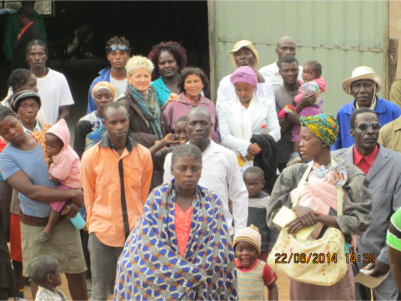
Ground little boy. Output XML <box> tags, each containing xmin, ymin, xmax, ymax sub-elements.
<box><xmin>243</xmin><ymin>167</ymin><xmax>278</xmax><ymax>261</ymax></box>
<box><xmin>29</xmin><ymin>255</ymin><xmax>68</xmax><ymax>301</ymax></box>
<box><xmin>234</xmin><ymin>225</ymin><xmax>278</xmax><ymax>301</ymax></box>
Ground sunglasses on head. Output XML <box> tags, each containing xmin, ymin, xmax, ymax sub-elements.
<box><xmin>356</xmin><ymin>122</ymin><xmax>381</xmax><ymax>131</ymax></box>
<box><xmin>108</xmin><ymin>45</ymin><xmax>128</xmax><ymax>52</ymax></box>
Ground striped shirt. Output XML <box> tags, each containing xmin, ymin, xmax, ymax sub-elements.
<box><xmin>387</xmin><ymin>208</ymin><xmax>401</xmax><ymax>251</ymax></box>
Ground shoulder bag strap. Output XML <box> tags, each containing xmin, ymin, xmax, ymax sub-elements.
<box><xmin>293</xmin><ymin>162</ymin><xmax>314</xmax><ymax>206</ymax></box>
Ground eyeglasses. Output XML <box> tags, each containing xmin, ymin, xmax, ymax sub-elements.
<box><xmin>355</xmin><ymin>122</ymin><xmax>381</xmax><ymax>131</ymax></box>
<box><xmin>108</xmin><ymin>45</ymin><xmax>128</xmax><ymax>52</ymax></box>
<box><xmin>19</xmin><ymin>103</ymin><xmax>39</xmax><ymax>110</ymax></box>
<box><xmin>351</xmin><ymin>82</ymin><xmax>374</xmax><ymax>91</ymax></box>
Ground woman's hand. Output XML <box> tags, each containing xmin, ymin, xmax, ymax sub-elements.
<box><xmin>61</xmin><ymin>201</ymin><xmax>80</xmax><ymax>218</ymax></box>
<box><xmin>285</xmin><ymin>205</ymin><xmax>317</xmax><ymax>234</ymax></box>
<box><xmin>248</xmin><ymin>143</ymin><xmax>262</xmax><ymax>156</ymax></box>
<box><xmin>70</xmin><ymin>189</ymin><xmax>84</xmax><ymax>207</ymax></box>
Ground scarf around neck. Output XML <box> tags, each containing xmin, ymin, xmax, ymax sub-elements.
<box><xmin>129</xmin><ymin>84</ymin><xmax>163</xmax><ymax>140</ymax></box>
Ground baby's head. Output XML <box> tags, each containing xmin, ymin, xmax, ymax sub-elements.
<box><xmin>233</xmin><ymin>225</ymin><xmax>261</xmax><ymax>268</ymax></box>
<box><xmin>45</xmin><ymin>133</ymin><xmax>64</xmax><ymax>157</ymax></box>
<box><xmin>302</xmin><ymin>60</ymin><xmax>322</xmax><ymax>82</ymax></box>
<box><xmin>29</xmin><ymin>255</ymin><xmax>62</xmax><ymax>289</ymax></box>
<box><xmin>243</xmin><ymin>166</ymin><xmax>265</xmax><ymax>197</ymax></box>
<box><xmin>174</xmin><ymin>115</ymin><xmax>188</xmax><ymax>141</ymax></box>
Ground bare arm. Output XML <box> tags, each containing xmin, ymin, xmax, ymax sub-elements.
<box><xmin>58</xmin><ymin>106</ymin><xmax>70</xmax><ymax>121</ymax></box>
<box><xmin>6</xmin><ymin>170</ymin><xmax>83</xmax><ymax>206</ymax></box>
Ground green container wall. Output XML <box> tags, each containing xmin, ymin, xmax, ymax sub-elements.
<box><xmin>208</xmin><ymin>0</ymin><xmax>389</xmax><ymax>115</ymax></box>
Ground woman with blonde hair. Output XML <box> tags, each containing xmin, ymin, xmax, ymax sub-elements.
<box><xmin>118</xmin><ymin>55</ymin><xmax>164</xmax><ymax>148</ymax></box>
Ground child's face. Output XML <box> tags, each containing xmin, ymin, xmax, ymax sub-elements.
<box><xmin>45</xmin><ymin>133</ymin><xmax>64</xmax><ymax>157</ymax></box>
<box><xmin>302</xmin><ymin>65</ymin><xmax>319</xmax><ymax>82</ymax></box>
<box><xmin>174</xmin><ymin>121</ymin><xmax>188</xmax><ymax>141</ymax></box>
<box><xmin>49</xmin><ymin>266</ymin><xmax>62</xmax><ymax>287</ymax></box>
<box><xmin>235</xmin><ymin>241</ymin><xmax>258</xmax><ymax>268</ymax></box>
<box><xmin>243</xmin><ymin>173</ymin><xmax>265</xmax><ymax>197</ymax></box>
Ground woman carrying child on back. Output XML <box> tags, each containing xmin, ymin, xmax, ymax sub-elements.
<box><xmin>281</xmin><ymin>60</ymin><xmax>327</xmax><ymax>166</ymax></box>
<box><xmin>35</xmin><ymin>119</ymin><xmax>83</xmax><ymax>242</ymax></box>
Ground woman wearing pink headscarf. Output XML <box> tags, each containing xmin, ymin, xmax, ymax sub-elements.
<box><xmin>218</xmin><ymin>66</ymin><xmax>281</xmax><ymax>189</ymax></box>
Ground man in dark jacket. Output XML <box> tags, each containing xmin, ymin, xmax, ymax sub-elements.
<box><xmin>11</xmin><ymin>5</ymin><xmax>43</xmax><ymax>70</ymax></box>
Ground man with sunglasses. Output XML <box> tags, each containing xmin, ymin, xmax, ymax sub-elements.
<box><xmin>259</xmin><ymin>36</ymin><xmax>303</xmax><ymax>91</ymax></box>
<box><xmin>87</xmin><ymin>36</ymin><xmax>130</xmax><ymax>113</ymax></box>
<box><xmin>332</xmin><ymin>108</ymin><xmax>401</xmax><ymax>301</ymax></box>
<box><xmin>332</xmin><ymin>66</ymin><xmax>401</xmax><ymax>150</ymax></box>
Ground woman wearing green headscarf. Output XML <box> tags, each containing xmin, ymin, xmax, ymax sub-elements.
<box><xmin>266</xmin><ymin>113</ymin><xmax>373</xmax><ymax>300</ymax></box>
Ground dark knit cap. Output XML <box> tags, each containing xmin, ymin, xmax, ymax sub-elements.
<box><xmin>11</xmin><ymin>90</ymin><xmax>41</xmax><ymax>112</ymax></box>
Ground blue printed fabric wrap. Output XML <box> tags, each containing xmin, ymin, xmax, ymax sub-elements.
<box><xmin>114</xmin><ymin>180</ymin><xmax>238</xmax><ymax>300</ymax></box>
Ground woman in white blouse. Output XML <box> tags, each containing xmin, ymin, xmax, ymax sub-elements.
<box><xmin>219</xmin><ymin>66</ymin><xmax>280</xmax><ymax>168</ymax></box>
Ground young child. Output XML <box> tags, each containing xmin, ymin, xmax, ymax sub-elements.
<box><xmin>243</xmin><ymin>167</ymin><xmax>278</xmax><ymax>262</ymax></box>
<box><xmin>233</xmin><ymin>225</ymin><xmax>278</xmax><ymax>301</ymax></box>
<box><xmin>35</xmin><ymin>119</ymin><xmax>82</xmax><ymax>242</ymax></box>
<box><xmin>29</xmin><ymin>255</ymin><xmax>68</xmax><ymax>301</ymax></box>
<box><xmin>283</xmin><ymin>60</ymin><xmax>327</xmax><ymax>166</ymax></box>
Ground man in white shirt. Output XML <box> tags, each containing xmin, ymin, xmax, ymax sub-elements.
<box><xmin>259</xmin><ymin>36</ymin><xmax>303</xmax><ymax>90</ymax></box>
<box><xmin>87</xmin><ymin>36</ymin><xmax>130</xmax><ymax>113</ymax></box>
<box><xmin>26</xmin><ymin>39</ymin><xmax>74</xmax><ymax>124</ymax></box>
<box><xmin>163</xmin><ymin>107</ymin><xmax>248</xmax><ymax>235</ymax></box>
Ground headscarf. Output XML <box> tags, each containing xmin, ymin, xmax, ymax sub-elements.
<box><xmin>230</xmin><ymin>66</ymin><xmax>257</xmax><ymax>91</ymax></box>
<box><xmin>299</xmin><ymin>113</ymin><xmax>339</xmax><ymax>148</ymax></box>
<box><xmin>91</xmin><ymin>81</ymin><xmax>116</xmax><ymax>99</ymax></box>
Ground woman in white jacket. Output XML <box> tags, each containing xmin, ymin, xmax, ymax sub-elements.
<box><xmin>219</xmin><ymin>66</ymin><xmax>280</xmax><ymax>170</ymax></box>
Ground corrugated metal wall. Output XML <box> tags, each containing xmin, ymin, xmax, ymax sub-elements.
<box><xmin>208</xmin><ymin>1</ymin><xmax>389</xmax><ymax>115</ymax></box>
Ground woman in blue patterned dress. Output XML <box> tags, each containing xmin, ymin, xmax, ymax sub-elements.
<box><xmin>114</xmin><ymin>144</ymin><xmax>238</xmax><ymax>300</ymax></box>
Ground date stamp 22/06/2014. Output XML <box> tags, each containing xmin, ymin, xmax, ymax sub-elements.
<box><xmin>274</xmin><ymin>253</ymin><xmax>375</xmax><ymax>264</ymax></box>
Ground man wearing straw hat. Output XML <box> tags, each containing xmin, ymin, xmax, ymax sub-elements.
<box><xmin>332</xmin><ymin>66</ymin><xmax>401</xmax><ymax>150</ymax></box>
<box><xmin>216</xmin><ymin>39</ymin><xmax>274</xmax><ymax>115</ymax></box>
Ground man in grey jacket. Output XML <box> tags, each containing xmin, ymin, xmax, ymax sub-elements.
<box><xmin>332</xmin><ymin>108</ymin><xmax>401</xmax><ymax>301</ymax></box>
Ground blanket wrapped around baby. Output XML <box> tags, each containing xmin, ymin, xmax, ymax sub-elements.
<box><xmin>113</xmin><ymin>180</ymin><xmax>238</xmax><ymax>300</ymax></box>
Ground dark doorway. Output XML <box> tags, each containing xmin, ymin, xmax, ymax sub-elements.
<box><xmin>0</xmin><ymin>1</ymin><xmax>209</xmax><ymax>125</ymax></box>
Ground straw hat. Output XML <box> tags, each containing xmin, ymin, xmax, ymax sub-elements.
<box><xmin>342</xmin><ymin>66</ymin><xmax>382</xmax><ymax>95</ymax></box>
<box><xmin>228</xmin><ymin>40</ymin><xmax>260</xmax><ymax>68</ymax></box>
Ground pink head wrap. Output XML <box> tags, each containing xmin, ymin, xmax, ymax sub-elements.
<box><xmin>230</xmin><ymin>66</ymin><xmax>258</xmax><ymax>90</ymax></box>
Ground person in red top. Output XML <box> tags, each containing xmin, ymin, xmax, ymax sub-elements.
<box><xmin>332</xmin><ymin>108</ymin><xmax>401</xmax><ymax>301</ymax></box>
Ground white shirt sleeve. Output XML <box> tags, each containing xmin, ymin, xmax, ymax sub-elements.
<box><xmin>216</xmin><ymin>76</ymin><xmax>231</xmax><ymax>116</ymax></box>
<box><xmin>225</xmin><ymin>150</ymin><xmax>248</xmax><ymax>234</ymax></box>
<box><xmin>163</xmin><ymin>153</ymin><xmax>173</xmax><ymax>184</ymax></box>
<box><xmin>59</xmin><ymin>75</ymin><xmax>74</xmax><ymax>106</ymax></box>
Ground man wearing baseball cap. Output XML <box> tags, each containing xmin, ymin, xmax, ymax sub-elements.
<box><xmin>332</xmin><ymin>66</ymin><xmax>401</xmax><ymax>150</ymax></box>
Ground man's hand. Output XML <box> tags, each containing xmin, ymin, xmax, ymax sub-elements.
<box><xmin>296</xmin><ymin>93</ymin><xmax>317</xmax><ymax>112</ymax></box>
<box><xmin>367</xmin><ymin>260</ymin><xmax>390</xmax><ymax>277</ymax></box>
<box><xmin>61</xmin><ymin>201</ymin><xmax>80</xmax><ymax>218</ymax></box>
<box><xmin>285</xmin><ymin>111</ymin><xmax>301</xmax><ymax>125</ymax></box>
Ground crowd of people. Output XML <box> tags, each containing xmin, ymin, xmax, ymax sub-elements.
<box><xmin>0</xmin><ymin>8</ymin><xmax>401</xmax><ymax>300</ymax></box>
